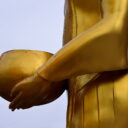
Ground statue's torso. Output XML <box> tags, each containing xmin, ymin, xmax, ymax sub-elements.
<box><xmin>63</xmin><ymin>0</ymin><xmax>101</xmax><ymax>44</ymax></box>
<box><xmin>63</xmin><ymin>0</ymin><xmax>128</xmax><ymax>128</ymax></box>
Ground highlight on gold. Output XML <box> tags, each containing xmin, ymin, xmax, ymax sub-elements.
<box><xmin>0</xmin><ymin>50</ymin><xmax>53</xmax><ymax>101</ymax></box>
<box><xmin>1</xmin><ymin>0</ymin><xmax>128</xmax><ymax>128</ymax></box>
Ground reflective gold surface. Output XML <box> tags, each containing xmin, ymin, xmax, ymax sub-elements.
<box><xmin>0</xmin><ymin>50</ymin><xmax>65</xmax><ymax>102</ymax></box>
<box><xmin>37</xmin><ymin>0</ymin><xmax>128</xmax><ymax>128</ymax></box>
<box><xmin>1</xmin><ymin>0</ymin><xmax>128</xmax><ymax>128</ymax></box>
<box><xmin>39</xmin><ymin>0</ymin><xmax>128</xmax><ymax>81</ymax></box>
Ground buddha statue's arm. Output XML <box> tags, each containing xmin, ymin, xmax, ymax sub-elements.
<box><xmin>9</xmin><ymin>74</ymin><xmax>66</xmax><ymax>110</ymax></box>
<box><xmin>0</xmin><ymin>50</ymin><xmax>66</xmax><ymax>102</ymax></box>
<box><xmin>37</xmin><ymin>0</ymin><xmax>128</xmax><ymax>81</ymax></box>
<box><xmin>9</xmin><ymin>0</ymin><xmax>128</xmax><ymax>110</ymax></box>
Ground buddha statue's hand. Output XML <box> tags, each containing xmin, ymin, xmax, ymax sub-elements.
<box><xmin>9</xmin><ymin>73</ymin><xmax>65</xmax><ymax>111</ymax></box>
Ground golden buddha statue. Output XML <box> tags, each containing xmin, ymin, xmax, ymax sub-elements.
<box><xmin>0</xmin><ymin>0</ymin><xmax>128</xmax><ymax>128</ymax></box>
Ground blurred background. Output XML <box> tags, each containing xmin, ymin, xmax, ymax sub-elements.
<box><xmin>0</xmin><ymin>0</ymin><xmax>67</xmax><ymax>128</ymax></box>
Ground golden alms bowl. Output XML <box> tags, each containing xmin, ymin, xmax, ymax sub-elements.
<box><xmin>0</xmin><ymin>50</ymin><xmax>53</xmax><ymax>101</ymax></box>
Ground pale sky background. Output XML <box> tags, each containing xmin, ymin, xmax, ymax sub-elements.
<box><xmin>0</xmin><ymin>0</ymin><xmax>67</xmax><ymax>128</ymax></box>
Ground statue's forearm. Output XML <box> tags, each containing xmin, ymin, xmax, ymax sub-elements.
<box><xmin>37</xmin><ymin>0</ymin><xmax>128</xmax><ymax>81</ymax></box>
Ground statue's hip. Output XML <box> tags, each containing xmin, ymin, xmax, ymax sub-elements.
<box><xmin>66</xmin><ymin>70</ymin><xmax>128</xmax><ymax>128</ymax></box>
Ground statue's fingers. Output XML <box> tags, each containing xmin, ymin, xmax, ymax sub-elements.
<box><xmin>9</xmin><ymin>92</ymin><xmax>22</xmax><ymax>111</ymax></box>
<box><xmin>18</xmin><ymin>95</ymin><xmax>40</xmax><ymax>109</ymax></box>
<box><xmin>10</xmin><ymin>84</ymin><xmax>22</xmax><ymax>99</ymax></box>
<box><xmin>16</xmin><ymin>99</ymin><xmax>33</xmax><ymax>109</ymax></box>
<box><xmin>11</xmin><ymin>94</ymin><xmax>37</xmax><ymax>110</ymax></box>
<box><xmin>18</xmin><ymin>102</ymin><xmax>33</xmax><ymax>109</ymax></box>
<box><xmin>14</xmin><ymin>101</ymin><xmax>28</xmax><ymax>110</ymax></box>
<box><xmin>17</xmin><ymin>95</ymin><xmax>42</xmax><ymax>109</ymax></box>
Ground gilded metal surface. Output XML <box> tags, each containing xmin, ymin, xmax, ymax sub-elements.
<box><xmin>38</xmin><ymin>0</ymin><xmax>128</xmax><ymax>127</ymax></box>
<box><xmin>0</xmin><ymin>0</ymin><xmax>128</xmax><ymax>128</ymax></box>
<box><xmin>39</xmin><ymin>0</ymin><xmax>128</xmax><ymax>80</ymax></box>
<box><xmin>0</xmin><ymin>50</ymin><xmax>65</xmax><ymax>102</ymax></box>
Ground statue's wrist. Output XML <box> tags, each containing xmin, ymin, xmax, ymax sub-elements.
<box><xmin>34</xmin><ymin>71</ymin><xmax>50</xmax><ymax>83</ymax></box>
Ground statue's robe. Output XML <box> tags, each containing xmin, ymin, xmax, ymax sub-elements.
<box><xmin>63</xmin><ymin>0</ymin><xmax>128</xmax><ymax>128</ymax></box>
